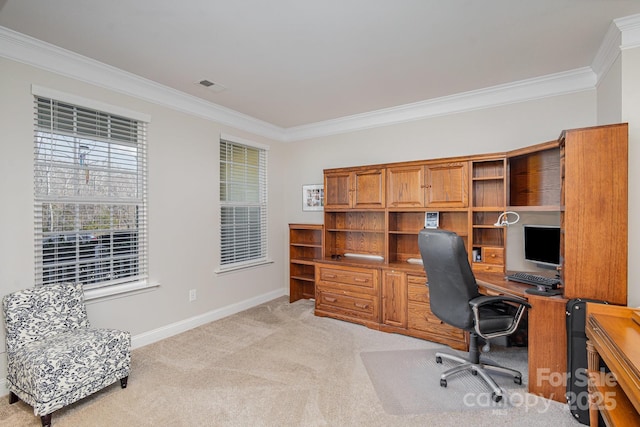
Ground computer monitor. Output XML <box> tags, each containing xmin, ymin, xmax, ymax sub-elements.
<box><xmin>523</xmin><ymin>225</ymin><xmax>561</xmax><ymax>270</ymax></box>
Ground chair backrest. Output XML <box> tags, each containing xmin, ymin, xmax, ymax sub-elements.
<box><xmin>2</xmin><ymin>282</ymin><xmax>90</xmax><ymax>353</ymax></box>
<box><xmin>418</xmin><ymin>228</ymin><xmax>481</xmax><ymax>331</ymax></box>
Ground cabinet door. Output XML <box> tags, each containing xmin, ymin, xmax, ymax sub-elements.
<box><xmin>425</xmin><ymin>162</ymin><xmax>469</xmax><ymax>207</ymax></box>
<box><xmin>353</xmin><ymin>168</ymin><xmax>385</xmax><ymax>208</ymax></box>
<box><xmin>386</xmin><ymin>165</ymin><xmax>425</xmax><ymax>208</ymax></box>
<box><xmin>382</xmin><ymin>270</ymin><xmax>407</xmax><ymax>328</ymax></box>
<box><xmin>324</xmin><ymin>171</ymin><xmax>352</xmax><ymax>209</ymax></box>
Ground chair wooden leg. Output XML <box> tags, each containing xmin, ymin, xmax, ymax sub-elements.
<box><xmin>120</xmin><ymin>376</ymin><xmax>128</xmax><ymax>388</ymax></box>
<box><xmin>8</xmin><ymin>391</ymin><xmax>19</xmax><ymax>404</ymax></box>
<box><xmin>40</xmin><ymin>413</ymin><xmax>52</xmax><ymax>427</ymax></box>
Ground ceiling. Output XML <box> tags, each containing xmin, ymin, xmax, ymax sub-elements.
<box><xmin>2</xmin><ymin>0</ymin><xmax>640</xmax><ymax>130</ymax></box>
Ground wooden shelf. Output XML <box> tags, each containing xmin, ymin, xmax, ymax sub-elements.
<box><xmin>325</xmin><ymin>228</ymin><xmax>383</xmax><ymax>233</ymax></box>
<box><xmin>291</xmin><ymin>273</ymin><xmax>315</xmax><ymax>282</ymax></box>
<box><xmin>290</xmin><ymin>224</ymin><xmax>323</xmax><ymax>302</ymax></box>
<box><xmin>290</xmin><ymin>257</ymin><xmax>317</xmax><ymax>264</ymax></box>
<box><xmin>472</xmin><ymin>175</ymin><xmax>504</xmax><ymax>181</ymax></box>
<box><xmin>471</xmin><ymin>159</ymin><xmax>506</xmax><ymax>272</ymax></box>
<box><xmin>507</xmin><ymin>205</ymin><xmax>561</xmax><ymax>212</ymax></box>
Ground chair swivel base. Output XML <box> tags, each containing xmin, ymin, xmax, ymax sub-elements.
<box><xmin>435</xmin><ymin>351</ymin><xmax>522</xmax><ymax>403</ymax></box>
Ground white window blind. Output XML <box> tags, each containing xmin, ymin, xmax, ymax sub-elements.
<box><xmin>219</xmin><ymin>138</ymin><xmax>268</xmax><ymax>269</ymax></box>
<box><xmin>34</xmin><ymin>96</ymin><xmax>148</xmax><ymax>289</ymax></box>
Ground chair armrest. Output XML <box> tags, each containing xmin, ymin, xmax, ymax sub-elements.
<box><xmin>469</xmin><ymin>295</ymin><xmax>531</xmax><ymax>340</ymax></box>
<box><xmin>469</xmin><ymin>295</ymin><xmax>531</xmax><ymax>310</ymax></box>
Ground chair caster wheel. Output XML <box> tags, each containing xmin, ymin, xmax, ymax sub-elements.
<box><xmin>440</xmin><ymin>379</ymin><xmax>447</xmax><ymax>388</ymax></box>
<box><xmin>514</xmin><ymin>376</ymin><xmax>522</xmax><ymax>385</ymax></box>
<box><xmin>436</xmin><ymin>356</ymin><xmax>442</xmax><ymax>364</ymax></box>
<box><xmin>492</xmin><ymin>393</ymin><xmax>502</xmax><ymax>403</ymax></box>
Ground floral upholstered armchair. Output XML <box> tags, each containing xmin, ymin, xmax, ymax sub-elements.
<box><xmin>2</xmin><ymin>282</ymin><xmax>131</xmax><ymax>427</ymax></box>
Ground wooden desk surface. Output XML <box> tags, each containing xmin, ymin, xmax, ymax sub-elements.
<box><xmin>474</xmin><ymin>271</ymin><xmax>565</xmax><ymax>300</ymax></box>
<box><xmin>474</xmin><ymin>271</ymin><xmax>568</xmax><ymax>402</ymax></box>
<box><xmin>586</xmin><ymin>303</ymin><xmax>640</xmax><ymax>424</ymax></box>
<box><xmin>474</xmin><ymin>271</ymin><xmax>529</xmax><ymax>298</ymax></box>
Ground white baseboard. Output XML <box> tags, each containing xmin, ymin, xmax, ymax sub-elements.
<box><xmin>130</xmin><ymin>288</ymin><xmax>286</xmax><ymax>349</ymax></box>
<box><xmin>0</xmin><ymin>288</ymin><xmax>287</xmax><ymax>397</ymax></box>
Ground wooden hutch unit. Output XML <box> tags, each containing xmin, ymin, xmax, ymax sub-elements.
<box><xmin>290</xmin><ymin>123</ymin><xmax>628</xmax><ymax>400</ymax></box>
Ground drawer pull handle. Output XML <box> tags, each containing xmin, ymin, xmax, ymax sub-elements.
<box><xmin>325</xmin><ymin>296</ymin><xmax>337</xmax><ymax>303</ymax></box>
<box><xmin>355</xmin><ymin>302</ymin><xmax>369</xmax><ymax>309</ymax></box>
<box><xmin>354</xmin><ymin>278</ymin><xmax>369</xmax><ymax>283</ymax></box>
<box><xmin>324</xmin><ymin>274</ymin><xmax>337</xmax><ymax>279</ymax></box>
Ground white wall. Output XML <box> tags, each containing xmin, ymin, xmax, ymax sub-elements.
<box><xmin>0</xmin><ymin>57</ymin><xmax>289</xmax><ymax>385</ymax></box>
<box><xmin>622</xmin><ymin>47</ymin><xmax>640</xmax><ymax>307</ymax></box>
<box><xmin>597</xmin><ymin>55</ymin><xmax>623</xmax><ymax>124</ymax></box>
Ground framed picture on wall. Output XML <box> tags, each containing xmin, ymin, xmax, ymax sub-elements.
<box><xmin>302</xmin><ymin>184</ymin><xmax>324</xmax><ymax>211</ymax></box>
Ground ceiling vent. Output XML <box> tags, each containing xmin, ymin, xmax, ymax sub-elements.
<box><xmin>196</xmin><ymin>79</ymin><xmax>226</xmax><ymax>93</ymax></box>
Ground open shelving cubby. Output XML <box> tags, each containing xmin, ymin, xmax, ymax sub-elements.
<box><xmin>323</xmin><ymin>210</ymin><xmax>385</xmax><ymax>259</ymax></box>
<box><xmin>471</xmin><ymin>158</ymin><xmax>506</xmax><ymax>272</ymax></box>
<box><xmin>289</xmin><ymin>224</ymin><xmax>323</xmax><ymax>302</ymax></box>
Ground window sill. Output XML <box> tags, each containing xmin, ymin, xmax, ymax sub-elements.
<box><xmin>84</xmin><ymin>280</ymin><xmax>159</xmax><ymax>302</ymax></box>
<box><xmin>214</xmin><ymin>259</ymin><xmax>274</xmax><ymax>275</ymax></box>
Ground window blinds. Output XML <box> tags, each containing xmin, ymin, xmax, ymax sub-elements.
<box><xmin>34</xmin><ymin>96</ymin><xmax>148</xmax><ymax>288</ymax></box>
<box><xmin>219</xmin><ymin>139</ymin><xmax>268</xmax><ymax>268</ymax></box>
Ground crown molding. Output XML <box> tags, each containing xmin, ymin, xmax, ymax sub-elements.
<box><xmin>283</xmin><ymin>68</ymin><xmax>596</xmax><ymax>142</ymax></box>
<box><xmin>0</xmin><ymin>26</ymin><xmax>285</xmax><ymax>141</ymax></box>
<box><xmin>616</xmin><ymin>13</ymin><xmax>640</xmax><ymax>50</ymax></box>
<box><xmin>592</xmin><ymin>19</ymin><xmax>623</xmax><ymax>82</ymax></box>
<box><xmin>3</xmin><ymin>20</ymin><xmax>637</xmax><ymax>143</ymax></box>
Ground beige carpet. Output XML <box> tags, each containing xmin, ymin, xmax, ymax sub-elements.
<box><xmin>0</xmin><ymin>296</ymin><xmax>582</xmax><ymax>427</ymax></box>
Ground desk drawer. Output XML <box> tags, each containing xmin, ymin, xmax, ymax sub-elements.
<box><xmin>316</xmin><ymin>286</ymin><xmax>378</xmax><ymax>322</ymax></box>
<box><xmin>408</xmin><ymin>300</ymin><xmax>466</xmax><ymax>340</ymax></box>
<box><xmin>317</xmin><ymin>265</ymin><xmax>378</xmax><ymax>294</ymax></box>
<box><xmin>408</xmin><ymin>275</ymin><xmax>428</xmax><ymax>303</ymax></box>
<box><xmin>482</xmin><ymin>247</ymin><xmax>504</xmax><ymax>265</ymax></box>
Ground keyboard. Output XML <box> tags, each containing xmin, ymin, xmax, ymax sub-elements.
<box><xmin>505</xmin><ymin>272</ymin><xmax>561</xmax><ymax>289</ymax></box>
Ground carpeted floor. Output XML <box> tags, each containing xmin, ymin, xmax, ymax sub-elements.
<box><xmin>0</xmin><ymin>296</ymin><xmax>582</xmax><ymax>426</ymax></box>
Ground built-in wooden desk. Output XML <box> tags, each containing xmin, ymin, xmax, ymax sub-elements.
<box><xmin>475</xmin><ymin>272</ymin><xmax>568</xmax><ymax>402</ymax></box>
<box><xmin>585</xmin><ymin>303</ymin><xmax>640</xmax><ymax>426</ymax></box>
<box><xmin>475</xmin><ymin>272</ymin><xmax>530</xmax><ymax>297</ymax></box>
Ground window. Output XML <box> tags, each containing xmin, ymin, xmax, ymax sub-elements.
<box><xmin>219</xmin><ymin>137</ymin><xmax>268</xmax><ymax>270</ymax></box>
<box><xmin>34</xmin><ymin>92</ymin><xmax>148</xmax><ymax>290</ymax></box>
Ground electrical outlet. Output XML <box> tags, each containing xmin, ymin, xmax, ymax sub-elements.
<box><xmin>189</xmin><ymin>289</ymin><xmax>197</xmax><ymax>302</ymax></box>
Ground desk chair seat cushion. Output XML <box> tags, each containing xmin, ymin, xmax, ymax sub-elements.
<box><xmin>3</xmin><ymin>282</ymin><xmax>131</xmax><ymax>418</ymax></box>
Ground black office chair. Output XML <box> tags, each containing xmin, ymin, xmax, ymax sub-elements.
<box><xmin>418</xmin><ymin>228</ymin><xmax>530</xmax><ymax>402</ymax></box>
